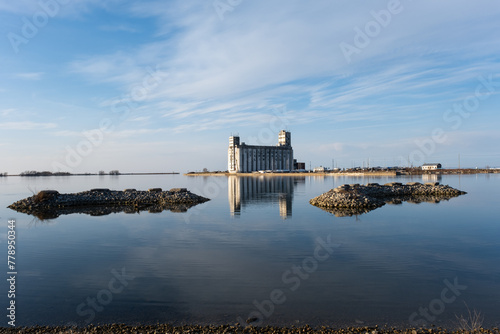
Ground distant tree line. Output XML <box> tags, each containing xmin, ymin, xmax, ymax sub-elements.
<box><xmin>99</xmin><ymin>170</ymin><xmax>121</xmax><ymax>175</ymax></box>
<box><xmin>15</xmin><ymin>170</ymin><xmax>121</xmax><ymax>176</ymax></box>
<box><xmin>20</xmin><ymin>171</ymin><xmax>71</xmax><ymax>176</ymax></box>
<box><xmin>0</xmin><ymin>172</ymin><xmax>7</xmax><ymax>177</ymax></box>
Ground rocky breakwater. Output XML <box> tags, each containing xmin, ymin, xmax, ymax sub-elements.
<box><xmin>310</xmin><ymin>182</ymin><xmax>466</xmax><ymax>217</ymax></box>
<box><xmin>8</xmin><ymin>188</ymin><xmax>210</xmax><ymax>220</ymax></box>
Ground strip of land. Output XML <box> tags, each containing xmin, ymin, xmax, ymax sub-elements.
<box><xmin>1</xmin><ymin>324</ymin><xmax>497</xmax><ymax>334</ymax></box>
<box><xmin>185</xmin><ymin>168</ymin><xmax>499</xmax><ymax>176</ymax></box>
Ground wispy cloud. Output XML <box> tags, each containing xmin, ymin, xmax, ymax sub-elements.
<box><xmin>0</xmin><ymin>122</ymin><xmax>57</xmax><ymax>130</ymax></box>
<box><xmin>2</xmin><ymin>0</ymin><xmax>499</xmax><ymax>172</ymax></box>
<box><xmin>99</xmin><ymin>24</ymin><xmax>138</xmax><ymax>33</ymax></box>
<box><xmin>1</xmin><ymin>108</ymin><xmax>16</xmax><ymax>116</ymax></box>
<box><xmin>65</xmin><ymin>0</ymin><xmax>500</xmax><ymax>137</ymax></box>
<box><xmin>15</xmin><ymin>72</ymin><xmax>44</xmax><ymax>80</ymax></box>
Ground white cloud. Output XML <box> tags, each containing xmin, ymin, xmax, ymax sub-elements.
<box><xmin>129</xmin><ymin>116</ymin><xmax>151</xmax><ymax>122</ymax></box>
<box><xmin>52</xmin><ymin>130</ymin><xmax>81</xmax><ymax>137</ymax></box>
<box><xmin>66</xmin><ymin>0</ymin><xmax>500</xmax><ymax>135</ymax></box>
<box><xmin>0</xmin><ymin>122</ymin><xmax>57</xmax><ymax>130</ymax></box>
<box><xmin>15</xmin><ymin>72</ymin><xmax>44</xmax><ymax>80</ymax></box>
<box><xmin>0</xmin><ymin>0</ymin><xmax>119</xmax><ymax>17</ymax></box>
<box><xmin>1</xmin><ymin>108</ymin><xmax>16</xmax><ymax>116</ymax></box>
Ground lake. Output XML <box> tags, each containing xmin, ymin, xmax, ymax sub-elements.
<box><xmin>1</xmin><ymin>174</ymin><xmax>499</xmax><ymax>328</ymax></box>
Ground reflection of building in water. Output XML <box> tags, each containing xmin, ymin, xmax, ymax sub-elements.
<box><xmin>422</xmin><ymin>174</ymin><xmax>442</xmax><ymax>183</ymax></box>
<box><xmin>228</xmin><ymin>176</ymin><xmax>304</xmax><ymax>219</ymax></box>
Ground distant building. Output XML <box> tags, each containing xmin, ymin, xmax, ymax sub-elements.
<box><xmin>313</xmin><ymin>166</ymin><xmax>328</xmax><ymax>173</ymax></box>
<box><xmin>421</xmin><ymin>163</ymin><xmax>442</xmax><ymax>170</ymax></box>
<box><xmin>294</xmin><ymin>159</ymin><xmax>306</xmax><ymax>171</ymax></box>
<box><xmin>228</xmin><ymin>130</ymin><xmax>294</xmax><ymax>173</ymax></box>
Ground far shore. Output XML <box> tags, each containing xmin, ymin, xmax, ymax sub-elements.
<box><xmin>2</xmin><ymin>169</ymin><xmax>498</xmax><ymax>178</ymax></box>
<box><xmin>0</xmin><ymin>172</ymin><xmax>180</xmax><ymax>177</ymax></box>
<box><xmin>185</xmin><ymin>168</ymin><xmax>499</xmax><ymax>177</ymax></box>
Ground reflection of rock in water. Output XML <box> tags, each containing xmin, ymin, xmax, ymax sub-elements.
<box><xmin>8</xmin><ymin>188</ymin><xmax>209</xmax><ymax>220</ymax></box>
<box><xmin>310</xmin><ymin>182</ymin><xmax>466</xmax><ymax>217</ymax></box>
<box><xmin>228</xmin><ymin>176</ymin><xmax>304</xmax><ymax>218</ymax></box>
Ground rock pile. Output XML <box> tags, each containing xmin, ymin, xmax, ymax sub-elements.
<box><xmin>310</xmin><ymin>182</ymin><xmax>466</xmax><ymax>217</ymax></box>
<box><xmin>8</xmin><ymin>188</ymin><xmax>210</xmax><ymax>220</ymax></box>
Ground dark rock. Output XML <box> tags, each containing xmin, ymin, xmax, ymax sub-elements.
<box><xmin>170</xmin><ymin>188</ymin><xmax>188</xmax><ymax>192</ymax></box>
<box><xmin>34</xmin><ymin>190</ymin><xmax>59</xmax><ymax>203</ymax></box>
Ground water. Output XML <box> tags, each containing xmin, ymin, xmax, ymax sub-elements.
<box><xmin>1</xmin><ymin>174</ymin><xmax>499</xmax><ymax>328</ymax></box>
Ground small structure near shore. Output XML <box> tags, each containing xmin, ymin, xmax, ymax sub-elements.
<box><xmin>421</xmin><ymin>163</ymin><xmax>442</xmax><ymax>170</ymax></box>
<box><xmin>310</xmin><ymin>182</ymin><xmax>466</xmax><ymax>217</ymax></box>
<box><xmin>8</xmin><ymin>188</ymin><xmax>210</xmax><ymax>220</ymax></box>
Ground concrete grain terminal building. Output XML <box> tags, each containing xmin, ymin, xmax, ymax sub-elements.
<box><xmin>228</xmin><ymin>130</ymin><xmax>294</xmax><ymax>173</ymax></box>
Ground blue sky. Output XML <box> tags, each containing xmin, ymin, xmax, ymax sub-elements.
<box><xmin>1</xmin><ymin>0</ymin><xmax>499</xmax><ymax>173</ymax></box>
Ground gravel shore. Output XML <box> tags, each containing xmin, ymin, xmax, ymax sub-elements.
<box><xmin>1</xmin><ymin>324</ymin><xmax>499</xmax><ymax>334</ymax></box>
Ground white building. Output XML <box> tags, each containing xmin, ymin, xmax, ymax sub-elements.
<box><xmin>228</xmin><ymin>130</ymin><xmax>294</xmax><ymax>173</ymax></box>
<box><xmin>421</xmin><ymin>163</ymin><xmax>442</xmax><ymax>170</ymax></box>
<box><xmin>313</xmin><ymin>166</ymin><xmax>327</xmax><ymax>173</ymax></box>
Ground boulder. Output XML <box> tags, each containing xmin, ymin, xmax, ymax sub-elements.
<box><xmin>170</xmin><ymin>188</ymin><xmax>188</xmax><ymax>192</ymax></box>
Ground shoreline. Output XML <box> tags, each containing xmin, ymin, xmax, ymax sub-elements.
<box><xmin>1</xmin><ymin>324</ymin><xmax>498</xmax><ymax>333</ymax></box>
<box><xmin>0</xmin><ymin>172</ymin><xmax>180</xmax><ymax>177</ymax></box>
<box><xmin>2</xmin><ymin>170</ymin><xmax>498</xmax><ymax>178</ymax></box>
<box><xmin>185</xmin><ymin>169</ymin><xmax>499</xmax><ymax>177</ymax></box>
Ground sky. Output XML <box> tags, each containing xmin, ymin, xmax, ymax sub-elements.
<box><xmin>0</xmin><ymin>0</ymin><xmax>499</xmax><ymax>174</ymax></box>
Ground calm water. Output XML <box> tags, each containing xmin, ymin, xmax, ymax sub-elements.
<box><xmin>1</xmin><ymin>174</ymin><xmax>499</xmax><ymax>328</ymax></box>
